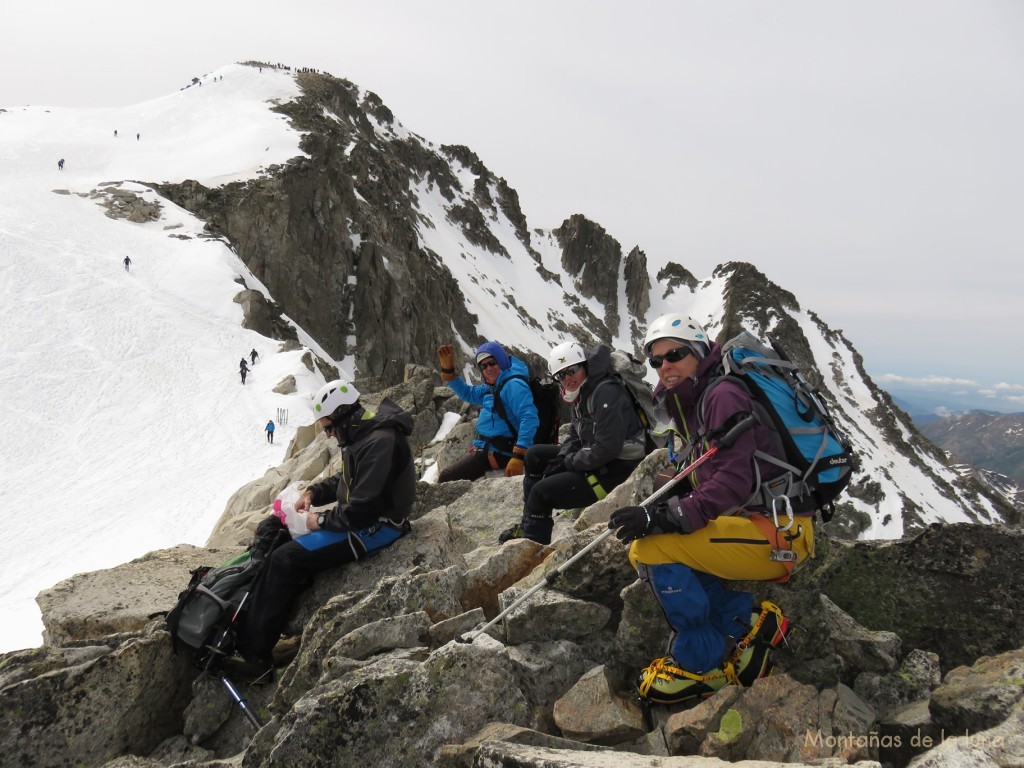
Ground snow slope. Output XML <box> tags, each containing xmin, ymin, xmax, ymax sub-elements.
<box><xmin>0</xmin><ymin>64</ymin><xmax>328</xmax><ymax>652</ymax></box>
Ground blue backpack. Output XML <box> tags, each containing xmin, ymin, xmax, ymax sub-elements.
<box><xmin>698</xmin><ymin>330</ymin><xmax>854</xmax><ymax>521</ymax></box>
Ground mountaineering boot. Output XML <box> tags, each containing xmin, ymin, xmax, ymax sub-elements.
<box><xmin>219</xmin><ymin>656</ymin><xmax>275</xmax><ymax>685</ymax></box>
<box><xmin>271</xmin><ymin>635</ymin><xmax>302</xmax><ymax>667</ymax></box>
<box><xmin>727</xmin><ymin>601</ymin><xmax>790</xmax><ymax>687</ymax></box>
<box><xmin>498</xmin><ymin>514</ymin><xmax>553</xmax><ymax>545</ymax></box>
<box><xmin>498</xmin><ymin>522</ymin><xmax>525</xmax><ymax>544</ymax></box>
<box><xmin>739</xmin><ymin>601</ymin><xmax>791</xmax><ymax>651</ymax></box>
<box><xmin>732</xmin><ymin>642</ymin><xmax>775</xmax><ymax>686</ymax></box>
<box><xmin>636</xmin><ymin>656</ymin><xmax>734</xmax><ymax>705</ymax></box>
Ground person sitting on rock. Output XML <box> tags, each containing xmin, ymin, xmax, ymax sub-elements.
<box><xmin>499</xmin><ymin>341</ymin><xmax>646</xmax><ymax>546</ymax></box>
<box><xmin>607</xmin><ymin>313</ymin><xmax>815</xmax><ymax>705</ymax></box>
<box><xmin>226</xmin><ymin>379</ymin><xmax>416</xmax><ymax>681</ymax></box>
<box><xmin>436</xmin><ymin>341</ymin><xmax>539</xmax><ymax>483</ymax></box>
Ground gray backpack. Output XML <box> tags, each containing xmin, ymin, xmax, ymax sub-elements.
<box><xmin>588</xmin><ymin>349</ymin><xmax>673</xmax><ymax>454</ymax></box>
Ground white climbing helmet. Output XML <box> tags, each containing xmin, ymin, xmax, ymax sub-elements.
<box><xmin>642</xmin><ymin>314</ymin><xmax>709</xmax><ymax>355</ymax></box>
<box><xmin>311</xmin><ymin>379</ymin><xmax>360</xmax><ymax>421</ymax></box>
<box><xmin>547</xmin><ymin>341</ymin><xmax>588</xmax><ymax>377</ymax></box>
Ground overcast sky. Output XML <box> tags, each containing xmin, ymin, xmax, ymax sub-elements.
<box><xmin>4</xmin><ymin>1</ymin><xmax>1023</xmax><ymax>409</ymax></box>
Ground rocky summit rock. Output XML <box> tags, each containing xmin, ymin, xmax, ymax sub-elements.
<box><xmin>552</xmin><ymin>664</ymin><xmax>646</xmax><ymax>744</ymax></box>
<box><xmin>0</xmin><ymin>629</ymin><xmax>193</xmax><ymax>768</ymax></box>
<box><xmin>9</xmin><ymin>366</ymin><xmax>1024</xmax><ymax>768</ymax></box>
<box><xmin>928</xmin><ymin>648</ymin><xmax>1024</xmax><ymax>735</ymax></box>
<box><xmin>906</xmin><ymin>700</ymin><xmax>1024</xmax><ymax>768</ymax></box>
<box><xmin>36</xmin><ymin>544</ymin><xmax>238</xmax><ymax>646</ymax></box>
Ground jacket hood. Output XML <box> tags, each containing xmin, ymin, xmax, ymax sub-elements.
<box><xmin>580</xmin><ymin>344</ymin><xmax>612</xmax><ymax>389</ymax></box>
<box><xmin>498</xmin><ymin>356</ymin><xmax>530</xmax><ymax>383</ymax></box>
<box><xmin>475</xmin><ymin>341</ymin><xmax>510</xmax><ymax>371</ymax></box>
<box><xmin>340</xmin><ymin>398</ymin><xmax>414</xmax><ymax>444</ymax></box>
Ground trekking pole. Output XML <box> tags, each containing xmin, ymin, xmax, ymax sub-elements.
<box><xmin>219</xmin><ymin>674</ymin><xmax>263</xmax><ymax>730</ymax></box>
<box><xmin>461</xmin><ymin>415</ymin><xmax>756</xmax><ymax>643</ymax></box>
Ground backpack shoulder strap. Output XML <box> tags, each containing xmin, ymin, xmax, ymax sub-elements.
<box><xmin>492</xmin><ymin>374</ymin><xmax>529</xmax><ymax>439</ymax></box>
<box><xmin>585</xmin><ymin>376</ymin><xmax>620</xmax><ymax>414</ymax></box>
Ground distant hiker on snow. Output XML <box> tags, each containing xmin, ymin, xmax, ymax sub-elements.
<box><xmin>239</xmin><ymin>358</ymin><xmax>249</xmax><ymax>384</ymax></box>
<box><xmin>123</xmin><ymin>256</ymin><xmax>131</xmax><ymax>272</ymax></box>
<box><xmin>250</xmin><ymin>348</ymin><xmax>259</xmax><ymax>365</ymax></box>
<box><xmin>435</xmin><ymin>341</ymin><xmax>539</xmax><ymax>483</ymax></box>
<box><xmin>607</xmin><ymin>314</ymin><xmax>814</xmax><ymax>705</ymax></box>
<box><xmin>265</xmin><ymin>420</ymin><xmax>275</xmax><ymax>444</ymax></box>
<box><xmin>499</xmin><ymin>342</ymin><xmax>645</xmax><ymax>546</ymax></box>
<box><xmin>58</xmin><ymin>158</ymin><xmax>65</xmax><ymax>170</ymax></box>
<box><xmin>221</xmin><ymin>380</ymin><xmax>416</xmax><ymax>681</ymax></box>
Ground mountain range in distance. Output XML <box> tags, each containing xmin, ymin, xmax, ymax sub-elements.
<box><xmin>884</xmin><ymin>384</ymin><xmax>1021</xmax><ymax>424</ymax></box>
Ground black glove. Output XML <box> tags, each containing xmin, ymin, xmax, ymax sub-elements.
<box><xmin>608</xmin><ymin>498</ymin><xmax>694</xmax><ymax>544</ymax></box>
<box><xmin>608</xmin><ymin>505</ymin><xmax>656</xmax><ymax>544</ymax></box>
<box><xmin>651</xmin><ymin>497</ymin><xmax>695</xmax><ymax>534</ymax></box>
<box><xmin>542</xmin><ymin>455</ymin><xmax>567</xmax><ymax>478</ymax></box>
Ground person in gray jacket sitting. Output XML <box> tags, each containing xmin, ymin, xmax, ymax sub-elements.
<box><xmin>499</xmin><ymin>342</ymin><xmax>646</xmax><ymax>545</ymax></box>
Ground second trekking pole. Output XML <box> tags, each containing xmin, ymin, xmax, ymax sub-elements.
<box><xmin>462</xmin><ymin>415</ymin><xmax>756</xmax><ymax>643</ymax></box>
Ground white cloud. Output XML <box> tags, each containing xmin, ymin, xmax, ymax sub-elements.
<box><xmin>876</xmin><ymin>373</ymin><xmax>978</xmax><ymax>388</ymax></box>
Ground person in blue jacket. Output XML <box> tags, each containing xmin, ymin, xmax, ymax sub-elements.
<box><xmin>435</xmin><ymin>341</ymin><xmax>539</xmax><ymax>482</ymax></box>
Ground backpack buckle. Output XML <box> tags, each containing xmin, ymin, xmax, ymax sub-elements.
<box><xmin>770</xmin><ymin>550</ymin><xmax>799</xmax><ymax>563</ymax></box>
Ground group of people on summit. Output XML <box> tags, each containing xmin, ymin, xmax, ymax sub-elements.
<box><xmin>226</xmin><ymin>313</ymin><xmax>814</xmax><ymax>705</ymax></box>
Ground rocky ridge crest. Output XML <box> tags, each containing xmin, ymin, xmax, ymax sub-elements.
<box><xmin>4</xmin><ymin>367</ymin><xmax>1022</xmax><ymax>768</ymax></box>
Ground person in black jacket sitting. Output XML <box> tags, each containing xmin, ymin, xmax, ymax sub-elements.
<box><xmin>228</xmin><ymin>379</ymin><xmax>416</xmax><ymax>681</ymax></box>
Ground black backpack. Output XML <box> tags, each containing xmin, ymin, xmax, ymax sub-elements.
<box><xmin>493</xmin><ymin>373</ymin><xmax>562</xmax><ymax>446</ymax></box>
<box><xmin>165</xmin><ymin>517</ymin><xmax>287</xmax><ymax>671</ymax></box>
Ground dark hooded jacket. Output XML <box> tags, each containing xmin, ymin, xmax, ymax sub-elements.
<box><xmin>560</xmin><ymin>345</ymin><xmax>645</xmax><ymax>472</ymax></box>
<box><xmin>306</xmin><ymin>398</ymin><xmax>416</xmax><ymax>530</ymax></box>
<box><xmin>654</xmin><ymin>342</ymin><xmax>793</xmax><ymax>532</ymax></box>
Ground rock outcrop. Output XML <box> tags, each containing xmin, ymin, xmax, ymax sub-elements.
<box><xmin>6</xmin><ymin>367</ymin><xmax>1024</xmax><ymax>768</ymax></box>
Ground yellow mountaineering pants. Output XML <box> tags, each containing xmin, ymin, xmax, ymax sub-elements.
<box><xmin>628</xmin><ymin>513</ymin><xmax>815</xmax><ymax>581</ymax></box>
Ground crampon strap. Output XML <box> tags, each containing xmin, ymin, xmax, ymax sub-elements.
<box><xmin>638</xmin><ymin>656</ymin><xmax>741</xmax><ymax>698</ymax></box>
<box><xmin>734</xmin><ymin>600</ymin><xmax>786</xmax><ymax>654</ymax></box>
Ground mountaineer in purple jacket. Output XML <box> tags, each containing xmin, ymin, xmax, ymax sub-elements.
<box><xmin>608</xmin><ymin>314</ymin><xmax>815</xmax><ymax>705</ymax></box>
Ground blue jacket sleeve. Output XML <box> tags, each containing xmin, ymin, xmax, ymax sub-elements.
<box><xmin>447</xmin><ymin>376</ymin><xmax>489</xmax><ymax>406</ymax></box>
<box><xmin>500</xmin><ymin>378</ymin><xmax>539</xmax><ymax>450</ymax></box>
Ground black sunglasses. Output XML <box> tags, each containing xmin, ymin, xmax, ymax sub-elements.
<box><xmin>648</xmin><ymin>346</ymin><xmax>693</xmax><ymax>369</ymax></box>
<box><xmin>553</xmin><ymin>363</ymin><xmax>583</xmax><ymax>382</ymax></box>
<box><xmin>322</xmin><ymin>422</ymin><xmax>336</xmax><ymax>436</ymax></box>
<box><xmin>478</xmin><ymin>358</ymin><xmax>499</xmax><ymax>371</ymax></box>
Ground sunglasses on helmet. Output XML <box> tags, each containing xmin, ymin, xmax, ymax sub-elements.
<box><xmin>648</xmin><ymin>346</ymin><xmax>693</xmax><ymax>369</ymax></box>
